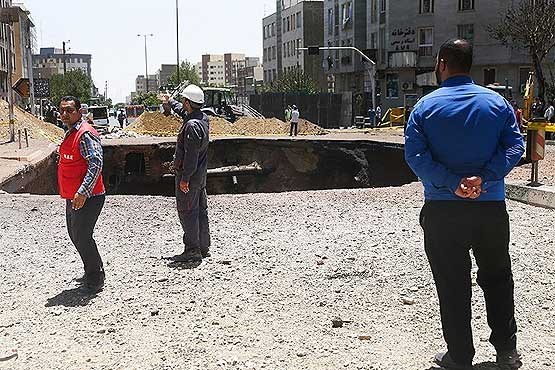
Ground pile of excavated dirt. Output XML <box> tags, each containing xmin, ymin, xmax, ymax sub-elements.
<box><xmin>125</xmin><ymin>112</ymin><xmax>328</xmax><ymax>137</ymax></box>
<box><xmin>0</xmin><ymin>100</ymin><xmax>64</xmax><ymax>143</ymax></box>
<box><xmin>124</xmin><ymin>112</ymin><xmax>182</xmax><ymax>137</ymax></box>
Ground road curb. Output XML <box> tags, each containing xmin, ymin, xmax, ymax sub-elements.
<box><xmin>506</xmin><ymin>181</ymin><xmax>555</xmax><ymax>209</ymax></box>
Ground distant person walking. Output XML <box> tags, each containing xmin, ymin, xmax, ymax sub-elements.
<box><xmin>289</xmin><ymin>105</ymin><xmax>300</xmax><ymax>137</ymax></box>
<box><xmin>531</xmin><ymin>97</ymin><xmax>544</xmax><ymax>118</ymax></box>
<box><xmin>375</xmin><ymin>103</ymin><xmax>382</xmax><ymax>126</ymax></box>
<box><xmin>405</xmin><ymin>39</ymin><xmax>524</xmax><ymax>370</ymax></box>
<box><xmin>58</xmin><ymin>96</ymin><xmax>106</xmax><ymax>294</ymax></box>
<box><xmin>367</xmin><ymin>106</ymin><xmax>376</xmax><ymax>128</ymax></box>
<box><xmin>161</xmin><ymin>85</ymin><xmax>211</xmax><ymax>262</ymax></box>
<box><xmin>544</xmin><ymin>100</ymin><xmax>554</xmax><ymax>122</ymax></box>
<box><xmin>117</xmin><ymin>110</ymin><xmax>127</xmax><ymax>128</ymax></box>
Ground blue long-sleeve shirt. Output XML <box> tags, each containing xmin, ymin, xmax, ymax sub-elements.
<box><xmin>404</xmin><ymin>76</ymin><xmax>524</xmax><ymax>201</ymax></box>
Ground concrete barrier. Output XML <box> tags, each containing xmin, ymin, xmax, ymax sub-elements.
<box><xmin>506</xmin><ymin>181</ymin><xmax>555</xmax><ymax>209</ymax></box>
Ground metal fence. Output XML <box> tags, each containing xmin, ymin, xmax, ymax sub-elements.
<box><xmin>249</xmin><ymin>93</ymin><xmax>343</xmax><ymax>129</ymax></box>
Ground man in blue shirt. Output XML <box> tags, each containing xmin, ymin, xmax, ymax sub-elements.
<box><xmin>405</xmin><ymin>39</ymin><xmax>524</xmax><ymax>370</ymax></box>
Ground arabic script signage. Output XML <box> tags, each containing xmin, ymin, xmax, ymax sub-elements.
<box><xmin>390</xmin><ymin>27</ymin><xmax>416</xmax><ymax>52</ymax></box>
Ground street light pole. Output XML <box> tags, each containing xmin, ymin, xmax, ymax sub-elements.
<box><xmin>62</xmin><ymin>40</ymin><xmax>70</xmax><ymax>75</ymax></box>
<box><xmin>298</xmin><ymin>46</ymin><xmax>377</xmax><ymax>110</ymax></box>
<box><xmin>176</xmin><ymin>0</ymin><xmax>180</xmax><ymax>84</ymax></box>
<box><xmin>138</xmin><ymin>34</ymin><xmax>154</xmax><ymax>92</ymax></box>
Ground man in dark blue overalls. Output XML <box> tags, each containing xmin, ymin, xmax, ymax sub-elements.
<box><xmin>161</xmin><ymin>85</ymin><xmax>210</xmax><ymax>262</ymax></box>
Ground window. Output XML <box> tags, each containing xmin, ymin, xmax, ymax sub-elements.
<box><xmin>327</xmin><ymin>9</ymin><xmax>333</xmax><ymax>35</ymax></box>
<box><xmin>291</xmin><ymin>14</ymin><xmax>295</xmax><ymax>30</ymax></box>
<box><xmin>420</xmin><ymin>0</ymin><xmax>434</xmax><ymax>14</ymax></box>
<box><xmin>379</xmin><ymin>28</ymin><xmax>386</xmax><ymax>63</ymax></box>
<box><xmin>371</xmin><ymin>0</ymin><xmax>378</xmax><ymax>23</ymax></box>
<box><xmin>380</xmin><ymin>0</ymin><xmax>386</xmax><ymax>12</ymax></box>
<box><xmin>343</xmin><ymin>2</ymin><xmax>352</xmax><ymax>28</ymax></box>
<box><xmin>484</xmin><ymin>68</ymin><xmax>496</xmax><ymax>85</ymax></box>
<box><xmin>287</xmin><ymin>16</ymin><xmax>290</xmax><ymax>32</ymax></box>
<box><xmin>459</xmin><ymin>0</ymin><xmax>474</xmax><ymax>11</ymax></box>
<box><xmin>272</xmin><ymin>46</ymin><xmax>276</xmax><ymax>60</ymax></box>
<box><xmin>296</xmin><ymin>12</ymin><xmax>302</xmax><ymax>28</ymax></box>
<box><xmin>334</xmin><ymin>4</ymin><xmax>340</xmax><ymax>35</ymax></box>
<box><xmin>457</xmin><ymin>24</ymin><xmax>474</xmax><ymax>43</ymax></box>
<box><xmin>418</xmin><ymin>27</ymin><xmax>434</xmax><ymax>57</ymax></box>
<box><xmin>370</xmin><ymin>32</ymin><xmax>377</xmax><ymax>49</ymax></box>
<box><xmin>386</xmin><ymin>73</ymin><xmax>400</xmax><ymax>98</ymax></box>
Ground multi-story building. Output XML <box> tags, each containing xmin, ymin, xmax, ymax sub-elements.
<box><xmin>224</xmin><ymin>53</ymin><xmax>245</xmax><ymax>87</ymax></box>
<box><xmin>324</xmin><ymin>0</ymin><xmax>370</xmax><ymax>93</ymax></box>
<box><xmin>0</xmin><ymin>0</ymin><xmax>15</xmax><ymax>97</ymax></box>
<box><xmin>156</xmin><ymin>64</ymin><xmax>177</xmax><ymax>87</ymax></box>
<box><xmin>262</xmin><ymin>0</ymin><xmax>325</xmax><ymax>88</ymax></box>
<box><xmin>135</xmin><ymin>74</ymin><xmax>158</xmax><ymax>94</ymax></box>
<box><xmin>237</xmin><ymin>63</ymin><xmax>263</xmax><ymax>99</ymax></box>
<box><xmin>201</xmin><ymin>54</ymin><xmax>224</xmax><ymax>86</ymax></box>
<box><xmin>32</xmin><ymin>47</ymin><xmax>92</xmax><ymax>79</ymax></box>
<box><xmin>201</xmin><ymin>54</ymin><xmax>259</xmax><ymax>87</ymax></box>
<box><xmin>12</xmin><ymin>3</ymin><xmax>34</xmax><ymax>83</ymax></box>
<box><xmin>374</xmin><ymin>0</ymin><xmax>531</xmax><ymax>109</ymax></box>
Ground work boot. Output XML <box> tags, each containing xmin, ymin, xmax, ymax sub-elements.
<box><xmin>496</xmin><ymin>349</ymin><xmax>522</xmax><ymax>368</ymax></box>
<box><xmin>83</xmin><ymin>271</ymin><xmax>105</xmax><ymax>294</ymax></box>
<box><xmin>172</xmin><ymin>248</ymin><xmax>203</xmax><ymax>263</ymax></box>
<box><xmin>434</xmin><ymin>352</ymin><xmax>473</xmax><ymax>370</ymax></box>
<box><xmin>200</xmin><ymin>247</ymin><xmax>211</xmax><ymax>258</ymax></box>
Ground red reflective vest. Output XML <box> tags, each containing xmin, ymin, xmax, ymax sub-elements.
<box><xmin>58</xmin><ymin>121</ymin><xmax>105</xmax><ymax>199</ymax></box>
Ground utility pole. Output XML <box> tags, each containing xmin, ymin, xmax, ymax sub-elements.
<box><xmin>62</xmin><ymin>40</ymin><xmax>70</xmax><ymax>74</ymax></box>
<box><xmin>176</xmin><ymin>0</ymin><xmax>180</xmax><ymax>84</ymax></box>
<box><xmin>7</xmin><ymin>20</ymin><xmax>14</xmax><ymax>142</ymax></box>
<box><xmin>138</xmin><ymin>34</ymin><xmax>154</xmax><ymax>92</ymax></box>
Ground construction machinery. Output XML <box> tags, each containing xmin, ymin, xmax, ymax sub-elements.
<box><xmin>169</xmin><ymin>82</ymin><xmax>264</xmax><ymax>123</ymax></box>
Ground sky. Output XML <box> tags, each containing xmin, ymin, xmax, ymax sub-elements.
<box><xmin>24</xmin><ymin>0</ymin><xmax>277</xmax><ymax>103</ymax></box>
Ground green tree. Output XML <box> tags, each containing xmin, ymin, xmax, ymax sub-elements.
<box><xmin>50</xmin><ymin>69</ymin><xmax>92</xmax><ymax>105</ymax></box>
<box><xmin>488</xmin><ymin>0</ymin><xmax>555</xmax><ymax>101</ymax></box>
<box><xmin>259</xmin><ymin>67</ymin><xmax>320</xmax><ymax>94</ymax></box>
<box><xmin>167</xmin><ymin>60</ymin><xmax>201</xmax><ymax>87</ymax></box>
<box><xmin>133</xmin><ymin>92</ymin><xmax>160</xmax><ymax>107</ymax></box>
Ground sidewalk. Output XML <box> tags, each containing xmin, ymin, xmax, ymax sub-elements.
<box><xmin>0</xmin><ymin>139</ymin><xmax>58</xmax><ymax>186</ymax></box>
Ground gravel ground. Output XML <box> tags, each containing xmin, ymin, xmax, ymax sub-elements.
<box><xmin>0</xmin><ymin>184</ymin><xmax>554</xmax><ymax>370</ymax></box>
<box><xmin>508</xmin><ymin>145</ymin><xmax>555</xmax><ymax>185</ymax></box>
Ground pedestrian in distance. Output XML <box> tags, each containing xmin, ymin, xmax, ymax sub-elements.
<box><xmin>285</xmin><ymin>105</ymin><xmax>292</xmax><ymax>123</ymax></box>
<box><xmin>405</xmin><ymin>39</ymin><xmax>525</xmax><ymax>370</ymax></box>
<box><xmin>58</xmin><ymin>96</ymin><xmax>106</xmax><ymax>294</ymax></box>
<box><xmin>117</xmin><ymin>110</ymin><xmax>127</xmax><ymax>128</ymax></box>
<box><xmin>367</xmin><ymin>105</ymin><xmax>376</xmax><ymax>128</ymax></box>
<box><xmin>531</xmin><ymin>96</ymin><xmax>544</xmax><ymax>119</ymax></box>
<box><xmin>289</xmin><ymin>105</ymin><xmax>300</xmax><ymax>137</ymax></box>
<box><xmin>375</xmin><ymin>103</ymin><xmax>382</xmax><ymax>127</ymax></box>
<box><xmin>510</xmin><ymin>100</ymin><xmax>523</xmax><ymax>132</ymax></box>
<box><xmin>543</xmin><ymin>100</ymin><xmax>554</xmax><ymax>123</ymax></box>
<box><xmin>160</xmin><ymin>85</ymin><xmax>211</xmax><ymax>263</ymax></box>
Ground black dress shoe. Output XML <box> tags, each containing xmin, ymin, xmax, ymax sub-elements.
<box><xmin>74</xmin><ymin>274</ymin><xmax>87</xmax><ymax>283</ymax></box>
<box><xmin>434</xmin><ymin>352</ymin><xmax>473</xmax><ymax>370</ymax></box>
<box><xmin>496</xmin><ymin>349</ymin><xmax>522</xmax><ymax>368</ymax></box>
<box><xmin>201</xmin><ymin>248</ymin><xmax>211</xmax><ymax>258</ymax></box>
<box><xmin>83</xmin><ymin>271</ymin><xmax>105</xmax><ymax>294</ymax></box>
<box><xmin>171</xmin><ymin>248</ymin><xmax>203</xmax><ymax>262</ymax></box>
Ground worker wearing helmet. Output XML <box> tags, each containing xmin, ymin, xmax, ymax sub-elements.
<box><xmin>160</xmin><ymin>84</ymin><xmax>211</xmax><ymax>263</ymax></box>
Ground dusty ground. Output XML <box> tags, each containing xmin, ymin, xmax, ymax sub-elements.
<box><xmin>508</xmin><ymin>145</ymin><xmax>555</xmax><ymax>185</ymax></box>
<box><xmin>0</xmin><ymin>184</ymin><xmax>554</xmax><ymax>370</ymax></box>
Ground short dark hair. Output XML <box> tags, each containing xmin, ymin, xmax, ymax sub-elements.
<box><xmin>60</xmin><ymin>96</ymin><xmax>81</xmax><ymax>110</ymax></box>
<box><xmin>438</xmin><ymin>38</ymin><xmax>473</xmax><ymax>74</ymax></box>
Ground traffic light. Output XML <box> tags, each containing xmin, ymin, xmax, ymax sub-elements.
<box><xmin>308</xmin><ymin>46</ymin><xmax>320</xmax><ymax>56</ymax></box>
<box><xmin>327</xmin><ymin>56</ymin><xmax>334</xmax><ymax>70</ymax></box>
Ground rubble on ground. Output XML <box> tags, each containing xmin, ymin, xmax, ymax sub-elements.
<box><xmin>124</xmin><ymin>112</ymin><xmax>328</xmax><ymax>137</ymax></box>
<box><xmin>0</xmin><ymin>100</ymin><xmax>64</xmax><ymax>143</ymax></box>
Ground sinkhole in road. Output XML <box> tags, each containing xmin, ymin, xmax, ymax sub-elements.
<box><xmin>2</xmin><ymin>138</ymin><xmax>417</xmax><ymax>196</ymax></box>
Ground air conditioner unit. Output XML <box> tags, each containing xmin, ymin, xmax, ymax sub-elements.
<box><xmin>402</xmin><ymin>82</ymin><xmax>414</xmax><ymax>91</ymax></box>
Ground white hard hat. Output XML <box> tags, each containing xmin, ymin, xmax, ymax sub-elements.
<box><xmin>182</xmin><ymin>84</ymin><xmax>205</xmax><ymax>105</ymax></box>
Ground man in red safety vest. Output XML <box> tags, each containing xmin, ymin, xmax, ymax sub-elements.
<box><xmin>58</xmin><ymin>96</ymin><xmax>106</xmax><ymax>293</ymax></box>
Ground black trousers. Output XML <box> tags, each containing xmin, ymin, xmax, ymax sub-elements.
<box><xmin>65</xmin><ymin>195</ymin><xmax>105</xmax><ymax>275</ymax></box>
<box><xmin>420</xmin><ymin>201</ymin><xmax>517</xmax><ymax>365</ymax></box>
<box><xmin>176</xmin><ymin>186</ymin><xmax>210</xmax><ymax>252</ymax></box>
<box><xmin>290</xmin><ymin>122</ymin><xmax>298</xmax><ymax>136</ymax></box>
